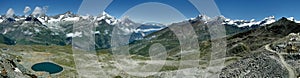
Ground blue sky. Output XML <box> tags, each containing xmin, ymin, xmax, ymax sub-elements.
<box><xmin>0</xmin><ymin>0</ymin><xmax>82</xmax><ymax>15</ymax></box>
<box><xmin>0</xmin><ymin>0</ymin><xmax>300</xmax><ymax>21</ymax></box>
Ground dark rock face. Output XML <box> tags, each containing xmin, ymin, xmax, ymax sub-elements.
<box><xmin>24</xmin><ymin>17</ymin><xmax>43</xmax><ymax>25</ymax></box>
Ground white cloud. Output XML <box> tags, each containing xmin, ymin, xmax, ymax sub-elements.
<box><xmin>6</xmin><ymin>8</ymin><xmax>14</xmax><ymax>18</ymax></box>
<box><xmin>32</xmin><ymin>7</ymin><xmax>43</xmax><ymax>17</ymax></box>
<box><xmin>43</xmin><ymin>6</ymin><xmax>48</xmax><ymax>13</ymax></box>
<box><xmin>23</xmin><ymin>6</ymin><xmax>31</xmax><ymax>14</ymax></box>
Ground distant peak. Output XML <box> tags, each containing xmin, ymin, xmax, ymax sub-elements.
<box><xmin>197</xmin><ymin>14</ymin><xmax>211</xmax><ymax>21</ymax></box>
<box><xmin>102</xmin><ymin>11</ymin><xmax>108</xmax><ymax>15</ymax></box>
<box><xmin>101</xmin><ymin>11</ymin><xmax>112</xmax><ymax>17</ymax></box>
<box><xmin>143</xmin><ymin>22</ymin><xmax>165</xmax><ymax>26</ymax></box>
<box><xmin>217</xmin><ymin>15</ymin><xmax>226</xmax><ymax>19</ymax></box>
<box><xmin>64</xmin><ymin>11</ymin><xmax>72</xmax><ymax>15</ymax></box>
<box><xmin>286</xmin><ymin>17</ymin><xmax>300</xmax><ymax>23</ymax></box>
<box><xmin>120</xmin><ymin>16</ymin><xmax>130</xmax><ymax>21</ymax></box>
<box><xmin>264</xmin><ymin>16</ymin><xmax>275</xmax><ymax>20</ymax></box>
<box><xmin>278</xmin><ymin>17</ymin><xmax>289</xmax><ymax>21</ymax></box>
<box><xmin>287</xmin><ymin>17</ymin><xmax>295</xmax><ymax>21</ymax></box>
<box><xmin>118</xmin><ymin>16</ymin><xmax>139</xmax><ymax>26</ymax></box>
<box><xmin>121</xmin><ymin>16</ymin><xmax>133</xmax><ymax>23</ymax></box>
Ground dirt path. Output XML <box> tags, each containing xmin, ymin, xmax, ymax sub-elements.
<box><xmin>265</xmin><ymin>44</ymin><xmax>296</xmax><ymax>78</ymax></box>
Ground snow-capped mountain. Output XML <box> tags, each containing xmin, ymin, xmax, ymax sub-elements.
<box><xmin>46</xmin><ymin>11</ymin><xmax>79</xmax><ymax>23</ymax></box>
<box><xmin>287</xmin><ymin>17</ymin><xmax>300</xmax><ymax>23</ymax></box>
<box><xmin>190</xmin><ymin>14</ymin><xmax>279</xmax><ymax>28</ymax></box>
<box><xmin>0</xmin><ymin>7</ymin><xmax>165</xmax><ymax>38</ymax></box>
<box><xmin>112</xmin><ymin>17</ymin><xmax>166</xmax><ymax>42</ymax></box>
<box><xmin>191</xmin><ymin>14</ymin><xmax>211</xmax><ymax>22</ymax></box>
<box><xmin>96</xmin><ymin>11</ymin><xmax>118</xmax><ymax>25</ymax></box>
<box><xmin>1</xmin><ymin>6</ymin><xmax>300</xmax><ymax>49</ymax></box>
<box><xmin>0</xmin><ymin>16</ymin><xmax>4</xmax><ymax>23</ymax></box>
<box><xmin>259</xmin><ymin>16</ymin><xmax>276</xmax><ymax>26</ymax></box>
<box><xmin>222</xmin><ymin>16</ymin><xmax>276</xmax><ymax>27</ymax></box>
<box><xmin>0</xmin><ymin>7</ymin><xmax>168</xmax><ymax>48</ymax></box>
<box><xmin>130</xmin><ymin>22</ymin><xmax>166</xmax><ymax>41</ymax></box>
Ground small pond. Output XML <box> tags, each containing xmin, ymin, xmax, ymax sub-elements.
<box><xmin>31</xmin><ymin>62</ymin><xmax>63</xmax><ymax>74</ymax></box>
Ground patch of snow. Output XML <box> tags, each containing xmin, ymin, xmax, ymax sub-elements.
<box><xmin>135</xmin><ymin>28</ymin><xmax>164</xmax><ymax>32</ymax></box>
<box><xmin>223</xmin><ymin>16</ymin><xmax>276</xmax><ymax>27</ymax></box>
<box><xmin>237</xmin><ymin>22</ymin><xmax>260</xmax><ymax>27</ymax></box>
<box><xmin>96</xmin><ymin>11</ymin><xmax>117</xmax><ymax>25</ymax></box>
<box><xmin>23</xmin><ymin>21</ymin><xmax>30</xmax><ymax>24</ymax></box>
<box><xmin>48</xmin><ymin>18</ymin><xmax>59</xmax><ymax>23</ymax></box>
<box><xmin>24</xmin><ymin>30</ymin><xmax>33</xmax><ymax>35</ymax></box>
<box><xmin>141</xmin><ymin>32</ymin><xmax>145</xmax><ymax>37</ymax></box>
<box><xmin>19</xmin><ymin>17</ymin><xmax>26</xmax><ymax>20</ymax></box>
<box><xmin>110</xmin><ymin>20</ymin><xmax>118</xmax><ymax>25</ymax></box>
<box><xmin>0</xmin><ymin>19</ymin><xmax>3</xmax><ymax>23</ymax></box>
<box><xmin>224</xmin><ymin>19</ymin><xmax>231</xmax><ymax>22</ymax></box>
<box><xmin>48</xmin><ymin>15</ymin><xmax>65</xmax><ymax>23</ymax></box>
<box><xmin>224</xmin><ymin>19</ymin><xmax>258</xmax><ymax>27</ymax></box>
<box><xmin>98</xmin><ymin>15</ymin><xmax>105</xmax><ymax>20</ymax></box>
<box><xmin>105</xmin><ymin>19</ymin><xmax>111</xmax><ymax>24</ymax></box>
<box><xmin>34</xmin><ymin>28</ymin><xmax>40</xmax><ymax>32</ymax></box>
<box><xmin>250</xmin><ymin>19</ymin><xmax>255</xmax><ymax>22</ymax></box>
<box><xmin>81</xmin><ymin>15</ymin><xmax>90</xmax><ymax>19</ymax></box>
<box><xmin>260</xmin><ymin>16</ymin><xmax>276</xmax><ymax>26</ymax></box>
<box><xmin>287</xmin><ymin>17</ymin><xmax>295</xmax><ymax>21</ymax></box>
<box><xmin>95</xmin><ymin>31</ymin><xmax>100</xmax><ymax>34</ymax></box>
<box><xmin>3</xmin><ymin>29</ymin><xmax>8</xmax><ymax>34</ymax></box>
<box><xmin>63</xmin><ymin>17</ymin><xmax>80</xmax><ymax>21</ymax></box>
<box><xmin>14</xmin><ymin>68</ymin><xmax>22</xmax><ymax>73</ymax></box>
<box><xmin>287</xmin><ymin>17</ymin><xmax>300</xmax><ymax>23</ymax></box>
<box><xmin>51</xmin><ymin>32</ymin><xmax>59</xmax><ymax>35</ymax></box>
<box><xmin>104</xmin><ymin>30</ymin><xmax>109</xmax><ymax>35</ymax></box>
<box><xmin>66</xmin><ymin>32</ymin><xmax>82</xmax><ymax>37</ymax></box>
<box><xmin>226</xmin><ymin>20</ymin><xmax>236</xmax><ymax>25</ymax></box>
<box><xmin>198</xmin><ymin>15</ymin><xmax>211</xmax><ymax>21</ymax></box>
<box><xmin>236</xmin><ymin>20</ymin><xmax>261</xmax><ymax>27</ymax></box>
<box><xmin>14</xmin><ymin>18</ymin><xmax>21</xmax><ymax>21</ymax></box>
<box><xmin>295</xmin><ymin>20</ymin><xmax>300</xmax><ymax>23</ymax></box>
<box><xmin>37</xmin><ymin>17</ymin><xmax>46</xmax><ymax>25</ymax></box>
<box><xmin>102</xmin><ymin>11</ymin><xmax>113</xmax><ymax>18</ymax></box>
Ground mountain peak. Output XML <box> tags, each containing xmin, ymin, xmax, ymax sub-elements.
<box><xmin>63</xmin><ymin>11</ymin><xmax>73</xmax><ymax>15</ymax></box>
<box><xmin>197</xmin><ymin>14</ymin><xmax>211</xmax><ymax>21</ymax></box>
<box><xmin>259</xmin><ymin>16</ymin><xmax>276</xmax><ymax>26</ymax></box>
<box><xmin>102</xmin><ymin>11</ymin><xmax>109</xmax><ymax>16</ymax></box>
<box><xmin>118</xmin><ymin>16</ymin><xmax>139</xmax><ymax>26</ymax></box>
<box><xmin>143</xmin><ymin>22</ymin><xmax>165</xmax><ymax>26</ymax></box>
<box><xmin>120</xmin><ymin>16</ymin><xmax>133</xmax><ymax>23</ymax></box>
<box><xmin>287</xmin><ymin>17</ymin><xmax>295</xmax><ymax>21</ymax></box>
<box><xmin>277</xmin><ymin>17</ymin><xmax>292</xmax><ymax>23</ymax></box>
<box><xmin>100</xmin><ymin>11</ymin><xmax>114</xmax><ymax>18</ymax></box>
<box><xmin>264</xmin><ymin>17</ymin><xmax>297</xmax><ymax>29</ymax></box>
<box><xmin>265</xmin><ymin>16</ymin><xmax>275</xmax><ymax>19</ymax></box>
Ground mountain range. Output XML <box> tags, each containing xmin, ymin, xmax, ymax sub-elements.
<box><xmin>0</xmin><ymin>8</ymin><xmax>300</xmax><ymax>50</ymax></box>
<box><xmin>2</xmin><ymin>7</ymin><xmax>300</xmax><ymax>77</ymax></box>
